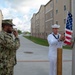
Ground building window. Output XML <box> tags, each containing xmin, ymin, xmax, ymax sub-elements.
<box><xmin>56</xmin><ymin>21</ymin><xmax>58</xmax><ymax>24</ymax></box>
<box><xmin>64</xmin><ymin>19</ymin><xmax>66</xmax><ymax>24</ymax></box>
<box><xmin>64</xmin><ymin>5</ymin><xmax>66</xmax><ymax>11</ymax></box>
<box><xmin>56</xmin><ymin>0</ymin><xmax>58</xmax><ymax>3</ymax></box>
<box><xmin>56</xmin><ymin>10</ymin><xmax>58</xmax><ymax>14</ymax></box>
<box><xmin>50</xmin><ymin>12</ymin><xmax>53</xmax><ymax>18</ymax></box>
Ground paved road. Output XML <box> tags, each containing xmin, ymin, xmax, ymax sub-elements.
<box><xmin>14</xmin><ymin>35</ymin><xmax>72</xmax><ymax>75</ymax></box>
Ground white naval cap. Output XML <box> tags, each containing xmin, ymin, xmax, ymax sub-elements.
<box><xmin>51</xmin><ymin>24</ymin><xmax>60</xmax><ymax>28</ymax></box>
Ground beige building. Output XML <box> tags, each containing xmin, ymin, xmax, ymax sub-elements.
<box><xmin>0</xmin><ymin>10</ymin><xmax>3</xmax><ymax>31</ymax></box>
<box><xmin>31</xmin><ymin>0</ymin><xmax>53</xmax><ymax>39</ymax></box>
<box><xmin>45</xmin><ymin>0</ymin><xmax>53</xmax><ymax>38</ymax></box>
<box><xmin>31</xmin><ymin>0</ymin><xmax>71</xmax><ymax>39</ymax></box>
<box><xmin>39</xmin><ymin>5</ymin><xmax>45</xmax><ymax>39</ymax></box>
<box><xmin>31</xmin><ymin>14</ymin><xmax>36</xmax><ymax>37</ymax></box>
<box><xmin>31</xmin><ymin>5</ymin><xmax>45</xmax><ymax>38</ymax></box>
<box><xmin>35</xmin><ymin>11</ymin><xmax>40</xmax><ymax>38</ymax></box>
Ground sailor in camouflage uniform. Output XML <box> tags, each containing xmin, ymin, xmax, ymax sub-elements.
<box><xmin>0</xmin><ymin>19</ymin><xmax>20</xmax><ymax>75</ymax></box>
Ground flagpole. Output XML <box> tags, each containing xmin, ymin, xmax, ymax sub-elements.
<box><xmin>72</xmin><ymin>0</ymin><xmax>75</xmax><ymax>75</ymax></box>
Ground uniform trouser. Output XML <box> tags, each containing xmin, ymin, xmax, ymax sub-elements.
<box><xmin>0</xmin><ymin>66</ymin><xmax>14</xmax><ymax>75</ymax></box>
<box><xmin>49</xmin><ymin>57</ymin><xmax>57</xmax><ymax>75</ymax></box>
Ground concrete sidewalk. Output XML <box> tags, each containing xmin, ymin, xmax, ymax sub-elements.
<box><xmin>14</xmin><ymin>35</ymin><xmax>72</xmax><ymax>75</ymax></box>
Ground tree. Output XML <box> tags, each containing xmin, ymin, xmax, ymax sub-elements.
<box><xmin>18</xmin><ymin>30</ymin><xmax>22</xmax><ymax>34</ymax></box>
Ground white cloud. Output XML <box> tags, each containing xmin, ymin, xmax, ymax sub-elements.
<box><xmin>13</xmin><ymin>16</ymin><xmax>31</xmax><ymax>32</ymax></box>
<box><xmin>1</xmin><ymin>0</ymin><xmax>50</xmax><ymax>32</ymax></box>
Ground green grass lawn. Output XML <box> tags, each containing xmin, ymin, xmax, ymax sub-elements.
<box><xmin>24</xmin><ymin>36</ymin><xmax>72</xmax><ymax>49</ymax></box>
<box><xmin>24</xmin><ymin>36</ymin><xmax>49</xmax><ymax>46</ymax></box>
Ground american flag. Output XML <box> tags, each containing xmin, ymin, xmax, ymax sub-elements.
<box><xmin>64</xmin><ymin>12</ymin><xmax>73</xmax><ymax>45</ymax></box>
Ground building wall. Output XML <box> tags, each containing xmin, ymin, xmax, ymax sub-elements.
<box><xmin>35</xmin><ymin>12</ymin><xmax>40</xmax><ymax>37</ymax></box>
<box><xmin>0</xmin><ymin>10</ymin><xmax>3</xmax><ymax>31</ymax></box>
<box><xmin>31</xmin><ymin>14</ymin><xmax>36</xmax><ymax>37</ymax></box>
<box><xmin>39</xmin><ymin>5</ymin><xmax>45</xmax><ymax>39</ymax></box>
<box><xmin>31</xmin><ymin>17</ymin><xmax>33</xmax><ymax>36</ymax></box>
<box><xmin>45</xmin><ymin>0</ymin><xmax>54</xmax><ymax>38</ymax></box>
<box><xmin>54</xmin><ymin>0</ymin><xmax>71</xmax><ymax>33</ymax></box>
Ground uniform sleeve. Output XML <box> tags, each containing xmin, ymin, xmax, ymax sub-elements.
<box><xmin>47</xmin><ymin>35</ymin><xmax>58</xmax><ymax>45</ymax></box>
<box><xmin>13</xmin><ymin>38</ymin><xmax>20</xmax><ymax>50</ymax></box>
<box><xmin>1</xmin><ymin>36</ymin><xmax>20</xmax><ymax>50</ymax></box>
<box><xmin>0</xmin><ymin>34</ymin><xmax>4</xmax><ymax>44</ymax></box>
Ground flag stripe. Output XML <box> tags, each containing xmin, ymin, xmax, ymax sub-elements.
<box><xmin>65</xmin><ymin>36</ymin><xmax>71</xmax><ymax>40</ymax></box>
<box><xmin>66</xmin><ymin>30</ymin><xmax>72</xmax><ymax>35</ymax></box>
<box><xmin>65</xmin><ymin>33</ymin><xmax>72</xmax><ymax>38</ymax></box>
<box><xmin>65</xmin><ymin>29</ymin><xmax>73</xmax><ymax>33</ymax></box>
<box><xmin>65</xmin><ymin>39</ymin><xmax>71</xmax><ymax>42</ymax></box>
<box><xmin>64</xmin><ymin>41</ymin><xmax>71</xmax><ymax>45</ymax></box>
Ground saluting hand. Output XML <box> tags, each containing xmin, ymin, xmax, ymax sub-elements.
<box><xmin>13</xmin><ymin>29</ymin><xmax>18</xmax><ymax>37</ymax></box>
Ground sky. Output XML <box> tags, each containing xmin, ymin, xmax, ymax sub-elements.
<box><xmin>0</xmin><ymin>0</ymin><xmax>50</xmax><ymax>32</ymax></box>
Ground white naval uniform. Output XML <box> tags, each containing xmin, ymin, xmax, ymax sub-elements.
<box><xmin>47</xmin><ymin>33</ymin><xmax>63</xmax><ymax>75</ymax></box>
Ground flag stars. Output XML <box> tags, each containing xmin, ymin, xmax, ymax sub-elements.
<box><xmin>66</xmin><ymin>12</ymin><xmax>73</xmax><ymax>30</ymax></box>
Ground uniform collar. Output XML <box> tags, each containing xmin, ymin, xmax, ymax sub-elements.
<box><xmin>52</xmin><ymin>32</ymin><xmax>59</xmax><ymax>39</ymax></box>
<box><xmin>2</xmin><ymin>30</ymin><xmax>12</xmax><ymax>36</ymax></box>
<box><xmin>52</xmin><ymin>32</ymin><xmax>59</xmax><ymax>35</ymax></box>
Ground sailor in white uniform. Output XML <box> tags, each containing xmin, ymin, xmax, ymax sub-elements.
<box><xmin>47</xmin><ymin>24</ymin><xmax>65</xmax><ymax>75</ymax></box>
